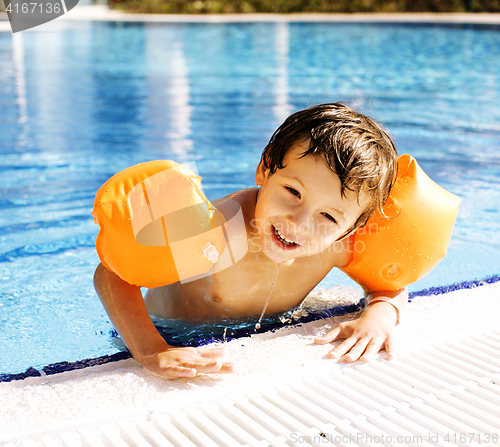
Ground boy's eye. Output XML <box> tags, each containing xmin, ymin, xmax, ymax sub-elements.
<box><xmin>286</xmin><ymin>187</ymin><xmax>300</xmax><ymax>198</ymax></box>
<box><xmin>322</xmin><ymin>213</ymin><xmax>337</xmax><ymax>223</ymax></box>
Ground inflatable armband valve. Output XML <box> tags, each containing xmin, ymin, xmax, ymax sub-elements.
<box><xmin>202</xmin><ymin>243</ymin><xmax>220</xmax><ymax>263</ymax></box>
<box><xmin>92</xmin><ymin>160</ymin><xmax>227</xmax><ymax>288</ymax></box>
<box><xmin>340</xmin><ymin>154</ymin><xmax>460</xmax><ymax>292</ymax></box>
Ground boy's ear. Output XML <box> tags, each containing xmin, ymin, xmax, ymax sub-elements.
<box><xmin>255</xmin><ymin>159</ymin><xmax>268</xmax><ymax>186</ymax></box>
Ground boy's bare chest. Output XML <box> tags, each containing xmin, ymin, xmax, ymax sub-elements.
<box><xmin>153</xmin><ymin>248</ymin><xmax>339</xmax><ymax>321</ymax></box>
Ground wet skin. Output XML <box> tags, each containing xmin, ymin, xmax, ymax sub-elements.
<box><xmin>144</xmin><ymin>141</ymin><xmax>367</xmax><ymax>321</ymax></box>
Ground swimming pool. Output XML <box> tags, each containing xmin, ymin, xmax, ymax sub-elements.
<box><xmin>1</xmin><ymin>20</ymin><xmax>499</xmax><ymax>379</ymax></box>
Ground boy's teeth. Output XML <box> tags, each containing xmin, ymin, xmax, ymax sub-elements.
<box><xmin>274</xmin><ymin>227</ymin><xmax>298</xmax><ymax>246</ymax></box>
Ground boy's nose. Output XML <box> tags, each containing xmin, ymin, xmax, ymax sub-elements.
<box><xmin>285</xmin><ymin>209</ymin><xmax>311</xmax><ymax>234</ymax></box>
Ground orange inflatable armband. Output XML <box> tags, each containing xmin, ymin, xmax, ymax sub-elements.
<box><xmin>92</xmin><ymin>160</ymin><xmax>227</xmax><ymax>288</ymax></box>
<box><xmin>341</xmin><ymin>154</ymin><xmax>460</xmax><ymax>292</ymax></box>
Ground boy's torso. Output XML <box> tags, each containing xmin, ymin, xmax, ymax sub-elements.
<box><xmin>145</xmin><ymin>188</ymin><xmax>353</xmax><ymax>321</ymax></box>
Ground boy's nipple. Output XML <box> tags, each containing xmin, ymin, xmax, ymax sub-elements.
<box><xmin>212</xmin><ymin>294</ymin><xmax>223</xmax><ymax>303</ymax></box>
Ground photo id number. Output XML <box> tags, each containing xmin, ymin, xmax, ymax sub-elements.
<box><xmin>6</xmin><ymin>2</ymin><xmax>63</xmax><ymax>14</ymax></box>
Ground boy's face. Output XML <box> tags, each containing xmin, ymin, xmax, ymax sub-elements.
<box><xmin>254</xmin><ymin>139</ymin><xmax>368</xmax><ymax>264</ymax></box>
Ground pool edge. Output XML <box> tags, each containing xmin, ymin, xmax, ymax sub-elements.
<box><xmin>2</xmin><ymin>273</ymin><xmax>498</xmax><ymax>384</ymax></box>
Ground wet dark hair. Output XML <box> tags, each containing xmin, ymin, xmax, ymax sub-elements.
<box><xmin>261</xmin><ymin>103</ymin><xmax>398</xmax><ymax>236</ymax></box>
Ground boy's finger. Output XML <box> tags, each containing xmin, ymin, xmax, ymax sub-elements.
<box><xmin>216</xmin><ymin>362</ymin><xmax>235</xmax><ymax>374</ymax></box>
<box><xmin>169</xmin><ymin>366</ymin><xmax>197</xmax><ymax>378</ymax></box>
<box><xmin>328</xmin><ymin>336</ymin><xmax>358</xmax><ymax>359</ymax></box>
<box><xmin>384</xmin><ymin>334</ymin><xmax>397</xmax><ymax>360</ymax></box>
<box><xmin>196</xmin><ymin>346</ymin><xmax>227</xmax><ymax>359</ymax></box>
<box><xmin>186</xmin><ymin>359</ymin><xmax>223</xmax><ymax>373</ymax></box>
<box><xmin>314</xmin><ymin>326</ymin><xmax>342</xmax><ymax>344</ymax></box>
<box><xmin>359</xmin><ymin>337</ymin><xmax>384</xmax><ymax>363</ymax></box>
<box><xmin>189</xmin><ymin>360</ymin><xmax>234</xmax><ymax>375</ymax></box>
<box><xmin>340</xmin><ymin>338</ymin><xmax>371</xmax><ymax>363</ymax></box>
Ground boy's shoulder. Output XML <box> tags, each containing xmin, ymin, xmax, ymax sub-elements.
<box><xmin>322</xmin><ymin>234</ymin><xmax>355</xmax><ymax>269</ymax></box>
<box><xmin>212</xmin><ymin>187</ymin><xmax>258</xmax><ymax>222</ymax></box>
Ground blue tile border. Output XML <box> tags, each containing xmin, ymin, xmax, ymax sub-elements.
<box><xmin>1</xmin><ymin>274</ymin><xmax>498</xmax><ymax>384</ymax></box>
<box><xmin>0</xmin><ymin>352</ymin><xmax>132</xmax><ymax>383</ymax></box>
<box><xmin>408</xmin><ymin>274</ymin><xmax>500</xmax><ymax>299</ymax></box>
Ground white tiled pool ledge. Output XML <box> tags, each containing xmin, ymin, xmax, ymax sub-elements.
<box><xmin>1</xmin><ymin>280</ymin><xmax>499</xmax><ymax>442</ymax></box>
<box><xmin>5</xmin><ymin>326</ymin><xmax>500</xmax><ymax>447</ymax></box>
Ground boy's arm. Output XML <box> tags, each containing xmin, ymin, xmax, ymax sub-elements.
<box><xmin>93</xmin><ymin>263</ymin><xmax>233</xmax><ymax>379</ymax></box>
<box><xmin>314</xmin><ymin>287</ymin><xmax>408</xmax><ymax>363</ymax></box>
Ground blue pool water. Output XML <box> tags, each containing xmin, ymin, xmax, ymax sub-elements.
<box><xmin>1</xmin><ymin>21</ymin><xmax>499</xmax><ymax>378</ymax></box>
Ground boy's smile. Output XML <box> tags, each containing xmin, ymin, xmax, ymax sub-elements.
<box><xmin>254</xmin><ymin>139</ymin><xmax>368</xmax><ymax>264</ymax></box>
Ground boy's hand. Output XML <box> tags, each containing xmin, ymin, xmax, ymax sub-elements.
<box><xmin>313</xmin><ymin>301</ymin><xmax>398</xmax><ymax>363</ymax></box>
<box><xmin>94</xmin><ymin>263</ymin><xmax>234</xmax><ymax>380</ymax></box>
<box><xmin>142</xmin><ymin>346</ymin><xmax>234</xmax><ymax>379</ymax></box>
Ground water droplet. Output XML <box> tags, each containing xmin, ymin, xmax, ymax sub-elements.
<box><xmin>255</xmin><ymin>263</ymin><xmax>279</xmax><ymax>331</ymax></box>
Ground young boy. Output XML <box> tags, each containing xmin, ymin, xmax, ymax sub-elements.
<box><xmin>94</xmin><ymin>103</ymin><xmax>408</xmax><ymax>379</ymax></box>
